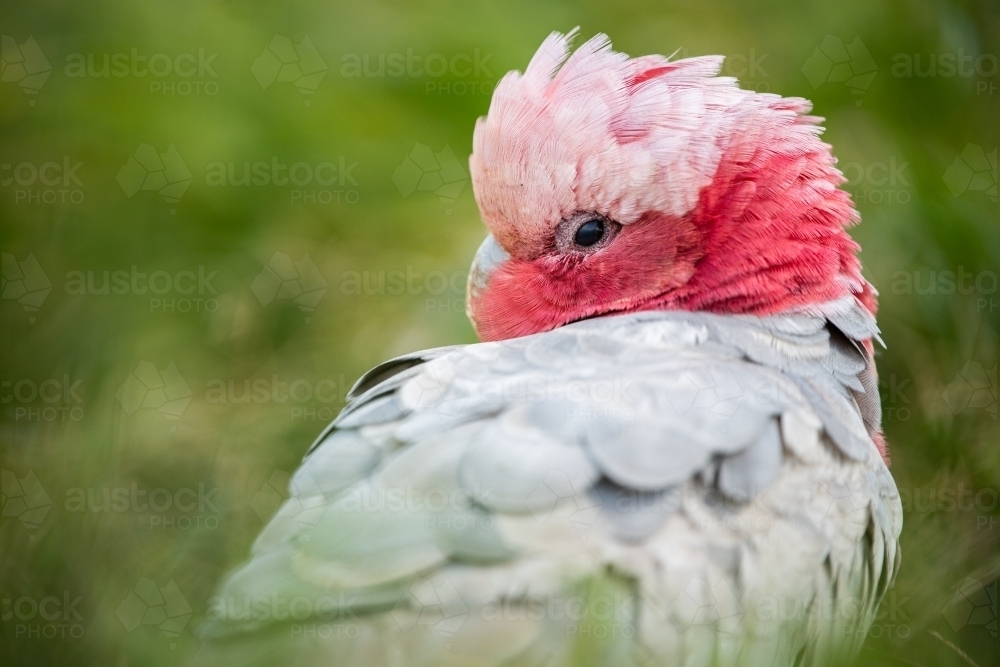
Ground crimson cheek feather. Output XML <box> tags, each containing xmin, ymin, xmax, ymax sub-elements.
<box><xmin>473</xmin><ymin>212</ymin><xmax>705</xmax><ymax>341</ymax></box>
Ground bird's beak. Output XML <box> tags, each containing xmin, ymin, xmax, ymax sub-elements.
<box><xmin>466</xmin><ymin>233</ymin><xmax>510</xmax><ymax>311</ymax></box>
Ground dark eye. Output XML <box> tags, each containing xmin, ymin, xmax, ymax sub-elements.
<box><xmin>555</xmin><ymin>211</ymin><xmax>619</xmax><ymax>254</ymax></box>
<box><xmin>574</xmin><ymin>219</ymin><xmax>605</xmax><ymax>247</ymax></box>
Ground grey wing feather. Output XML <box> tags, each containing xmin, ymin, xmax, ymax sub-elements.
<box><xmin>347</xmin><ymin>345</ymin><xmax>464</xmax><ymax>400</ymax></box>
<box><xmin>303</xmin><ymin>345</ymin><xmax>461</xmax><ymax>456</ymax></box>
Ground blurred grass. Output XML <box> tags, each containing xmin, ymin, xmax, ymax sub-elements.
<box><xmin>1</xmin><ymin>0</ymin><xmax>998</xmax><ymax>665</ymax></box>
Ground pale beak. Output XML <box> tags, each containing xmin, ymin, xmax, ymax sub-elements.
<box><xmin>466</xmin><ymin>234</ymin><xmax>510</xmax><ymax>316</ymax></box>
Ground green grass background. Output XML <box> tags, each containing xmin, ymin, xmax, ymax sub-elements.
<box><xmin>1</xmin><ymin>0</ymin><xmax>998</xmax><ymax>665</ymax></box>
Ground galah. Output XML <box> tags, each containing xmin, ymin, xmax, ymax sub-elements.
<box><xmin>197</xmin><ymin>31</ymin><xmax>902</xmax><ymax>667</ymax></box>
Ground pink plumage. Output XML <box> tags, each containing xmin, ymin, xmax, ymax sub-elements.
<box><xmin>469</xmin><ymin>30</ymin><xmax>876</xmax><ymax>344</ymax></box>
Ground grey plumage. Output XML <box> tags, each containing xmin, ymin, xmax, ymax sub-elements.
<box><xmin>195</xmin><ymin>298</ymin><xmax>902</xmax><ymax>667</ymax></box>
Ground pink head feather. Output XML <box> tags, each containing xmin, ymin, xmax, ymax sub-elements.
<box><xmin>468</xmin><ymin>31</ymin><xmax>876</xmax><ymax>342</ymax></box>
<box><xmin>472</xmin><ymin>31</ymin><xmax>749</xmax><ymax>257</ymax></box>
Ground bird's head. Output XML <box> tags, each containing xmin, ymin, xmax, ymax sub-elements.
<box><xmin>466</xmin><ymin>30</ymin><xmax>877</xmax><ymax>342</ymax></box>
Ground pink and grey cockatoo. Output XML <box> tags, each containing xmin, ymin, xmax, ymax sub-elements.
<box><xmin>197</xmin><ymin>31</ymin><xmax>901</xmax><ymax>667</ymax></box>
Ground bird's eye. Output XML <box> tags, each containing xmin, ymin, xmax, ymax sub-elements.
<box><xmin>574</xmin><ymin>219</ymin><xmax>605</xmax><ymax>247</ymax></box>
<box><xmin>555</xmin><ymin>211</ymin><xmax>619</xmax><ymax>254</ymax></box>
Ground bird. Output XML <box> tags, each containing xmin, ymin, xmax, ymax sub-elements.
<box><xmin>194</xmin><ymin>30</ymin><xmax>902</xmax><ymax>667</ymax></box>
